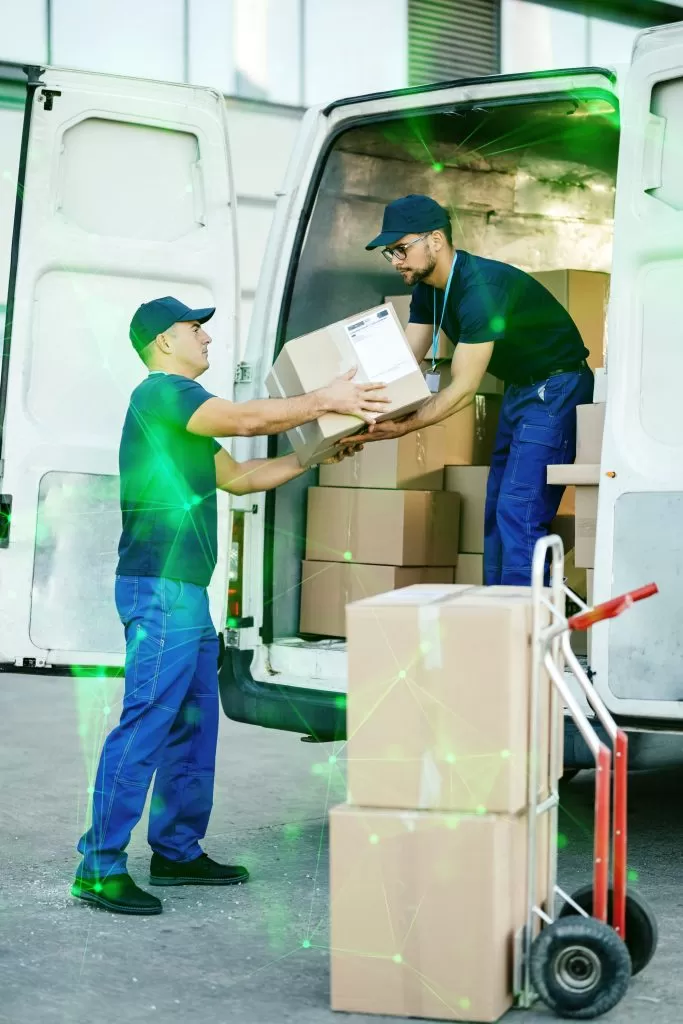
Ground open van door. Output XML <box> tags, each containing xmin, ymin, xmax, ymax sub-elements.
<box><xmin>595</xmin><ymin>22</ymin><xmax>683</xmax><ymax>722</ymax></box>
<box><xmin>222</xmin><ymin>66</ymin><xmax>620</xmax><ymax>738</ymax></box>
<box><xmin>0</xmin><ymin>67</ymin><xmax>238</xmax><ymax>669</ymax></box>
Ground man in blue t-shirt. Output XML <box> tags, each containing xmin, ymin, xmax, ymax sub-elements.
<box><xmin>73</xmin><ymin>296</ymin><xmax>387</xmax><ymax>915</ymax></box>
<box><xmin>363</xmin><ymin>194</ymin><xmax>594</xmax><ymax>586</ymax></box>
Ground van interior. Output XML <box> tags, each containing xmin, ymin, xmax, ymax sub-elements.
<box><xmin>262</xmin><ymin>87</ymin><xmax>619</xmax><ymax>654</ymax></box>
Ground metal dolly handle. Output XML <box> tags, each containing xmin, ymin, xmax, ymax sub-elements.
<box><xmin>519</xmin><ymin>535</ymin><xmax>658</xmax><ymax>1011</ymax></box>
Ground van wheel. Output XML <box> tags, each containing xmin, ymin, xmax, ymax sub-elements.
<box><xmin>559</xmin><ymin>884</ymin><xmax>658</xmax><ymax>976</ymax></box>
<box><xmin>530</xmin><ymin>917</ymin><xmax>631</xmax><ymax>1019</ymax></box>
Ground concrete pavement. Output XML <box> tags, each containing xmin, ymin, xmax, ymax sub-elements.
<box><xmin>0</xmin><ymin>672</ymin><xmax>679</xmax><ymax>1023</ymax></box>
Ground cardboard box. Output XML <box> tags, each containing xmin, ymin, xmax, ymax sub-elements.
<box><xmin>442</xmin><ymin>403</ymin><xmax>476</xmax><ymax>465</ymax></box>
<box><xmin>547</xmin><ymin>464</ymin><xmax>599</xmax><ymax>486</ymax></box>
<box><xmin>330</xmin><ymin>804</ymin><xmax>549</xmax><ymax>1022</ymax></box>
<box><xmin>531</xmin><ymin>270</ymin><xmax>609</xmax><ymax>369</ymax></box>
<box><xmin>557</xmin><ymin>485</ymin><xmax>575</xmax><ymax>516</ymax></box>
<box><xmin>346</xmin><ymin>585</ymin><xmax>556</xmax><ymax>814</ymax></box>
<box><xmin>299</xmin><ymin>561</ymin><xmax>455</xmax><ymax>637</ymax></box>
<box><xmin>444</xmin><ymin>466</ymin><xmax>488</xmax><ymax>553</ymax></box>
<box><xmin>305</xmin><ymin>488</ymin><xmax>460</xmax><ymax>567</ymax></box>
<box><xmin>550</xmin><ymin>514</ymin><xmax>574</xmax><ymax>554</ymax></box>
<box><xmin>474</xmin><ymin>394</ymin><xmax>503</xmax><ymax>464</ymax></box>
<box><xmin>266</xmin><ymin>304</ymin><xmax>429</xmax><ymax>467</ymax></box>
<box><xmin>455</xmin><ymin>553</ymin><xmax>483</xmax><ymax>585</ymax></box>
<box><xmin>576</xmin><ymin>403</ymin><xmax>605</xmax><ymax>464</ymax></box>
<box><xmin>318</xmin><ymin>425</ymin><xmax>445</xmax><ymax>490</ymax></box>
<box><xmin>575</xmin><ymin>486</ymin><xmax>598</xmax><ymax>568</ymax></box>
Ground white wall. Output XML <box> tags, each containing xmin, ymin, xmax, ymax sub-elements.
<box><xmin>303</xmin><ymin>0</ymin><xmax>408</xmax><ymax>107</ymax></box>
<box><xmin>502</xmin><ymin>0</ymin><xmax>645</xmax><ymax>74</ymax></box>
<box><xmin>0</xmin><ymin>0</ymin><xmax>47</xmax><ymax>63</ymax></box>
<box><xmin>52</xmin><ymin>0</ymin><xmax>186</xmax><ymax>81</ymax></box>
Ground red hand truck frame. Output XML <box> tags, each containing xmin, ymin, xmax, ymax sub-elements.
<box><xmin>514</xmin><ymin>534</ymin><xmax>658</xmax><ymax>1019</ymax></box>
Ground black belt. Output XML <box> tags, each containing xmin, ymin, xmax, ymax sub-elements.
<box><xmin>512</xmin><ymin>360</ymin><xmax>589</xmax><ymax>388</ymax></box>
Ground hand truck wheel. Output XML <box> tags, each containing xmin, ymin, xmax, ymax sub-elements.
<box><xmin>559</xmin><ymin>883</ymin><xmax>658</xmax><ymax>977</ymax></box>
<box><xmin>530</xmin><ymin>916</ymin><xmax>631</xmax><ymax>1019</ymax></box>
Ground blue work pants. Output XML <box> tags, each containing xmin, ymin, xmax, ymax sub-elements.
<box><xmin>484</xmin><ymin>367</ymin><xmax>594</xmax><ymax>585</ymax></box>
<box><xmin>76</xmin><ymin>576</ymin><xmax>219</xmax><ymax>879</ymax></box>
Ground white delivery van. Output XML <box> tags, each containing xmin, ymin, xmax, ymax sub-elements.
<box><xmin>2</xmin><ymin>24</ymin><xmax>683</xmax><ymax>768</ymax></box>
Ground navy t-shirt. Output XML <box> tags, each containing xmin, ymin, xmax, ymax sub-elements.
<box><xmin>409</xmin><ymin>251</ymin><xmax>589</xmax><ymax>384</ymax></box>
<box><xmin>116</xmin><ymin>373</ymin><xmax>221</xmax><ymax>588</ymax></box>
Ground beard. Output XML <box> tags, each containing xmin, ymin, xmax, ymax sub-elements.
<box><xmin>397</xmin><ymin>252</ymin><xmax>437</xmax><ymax>288</ymax></box>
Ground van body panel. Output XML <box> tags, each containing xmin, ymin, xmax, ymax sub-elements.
<box><xmin>594</xmin><ymin>22</ymin><xmax>683</xmax><ymax>719</ymax></box>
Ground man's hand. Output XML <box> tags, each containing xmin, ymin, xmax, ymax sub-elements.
<box><xmin>319</xmin><ymin>368</ymin><xmax>390</xmax><ymax>426</ymax></box>
<box><xmin>356</xmin><ymin>416</ymin><xmax>415</xmax><ymax>444</ymax></box>
<box><xmin>321</xmin><ymin>440</ymin><xmax>365</xmax><ymax>464</ymax></box>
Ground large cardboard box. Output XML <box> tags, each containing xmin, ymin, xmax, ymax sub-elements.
<box><xmin>576</xmin><ymin>403</ymin><xmax>605</xmax><ymax>464</ymax></box>
<box><xmin>305</xmin><ymin>488</ymin><xmax>460</xmax><ymax>567</ymax></box>
<box><xmin>550</xmin><ymin>514</ymin><xmax>574</xmax><ymax>554</ymax></box>
<box><xmin>266</xmin><ymin>304</ymin><xmax>429</xmax><ymax>467</ymax></box>
<box><xmin>575</xmin><ymin>486</ymin><xmax>598</xmax><ymax>568</ymax></box>
<box><xmin>330</xmin><ymin>804</ymin><xmax>549</xmax><ymax>1022</ymax></box>
<box><xmin>557</xmin><ymin>486</ymin><xmax>575</xmax><ymax>516</ymax></box>
<box><xmin>346</xmin><ymin>585</ymin><xmax>556</xmax><ymax>814</ymax></box>
<box><xmin>299</xmin><ymin>561</ymin><xmax>455</xmax><ymax>637</ymax></box>
<box><xmin>547</xmin><ymin>464</ymin><xmax>599</xmax><ymax>486</ymax></box>
<box><xmin>531</xmin><ymin>270</ymin><xmax>609</xmax><ymax>369</ymax></box>
<box><xmin>455</xmin><ymin>553</ymin><xmax>483</xmax><ymax>585</ymax></box>
<box><xmin>318</xmin><ymin>425</ymin><xmax>445</xmax><ymax>490</ymax></box>
<box><xmin>444</xmin><ymin>465</ymin><xmax>488</xmax><ymax>553</ymax></box>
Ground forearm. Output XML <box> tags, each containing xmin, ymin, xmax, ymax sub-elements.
<box><xmin>233</xmin><ymin>393</ymin><xmax>328</xmax><ymax>437</ymax></box>
<box><xmin>219</xmin><ymin>453</ymin><xmax>305</xmax><ymax>494</ymax></box>
<box><xmin>405</xmin><ymin>380</ymin><xmax>477</xmax><ymax>431</ymax></box>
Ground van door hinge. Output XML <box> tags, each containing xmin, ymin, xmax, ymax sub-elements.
<box><xmin>234</xmin><ymin>362</ymin><xmax>253</xmax><ymax>384</ymax></box>
<box><xmin>40</xmin><ymin>89</ymin><xmax>62</xmax><ymax>111</ymax></box>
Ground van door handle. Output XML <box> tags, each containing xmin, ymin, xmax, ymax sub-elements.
<box><xmin>191</xmin><ymin>161</ymin><xmax>206</xmax><ymax>226</ymax></box>
<box><xmin>643</xmin><ymin>114</ymin><xmax>665</xmax><ymax>194</ymax></box>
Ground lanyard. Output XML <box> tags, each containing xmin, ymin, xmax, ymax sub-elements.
<box><xmin>432</xmin><ymin>252</ymin><xmax>457</xmax><ymax>369</ymax></box>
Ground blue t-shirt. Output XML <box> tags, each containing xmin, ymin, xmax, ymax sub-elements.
<box><xmin>116</xmin><ymin>373</ymin><xmax>221</xmax><ymax>588</ymax></box>
<box><xmin>409</xmin><ymin>250</ymin><xmax>589</xmax><ymax>384</ymax></box>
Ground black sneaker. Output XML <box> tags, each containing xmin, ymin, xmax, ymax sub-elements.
<box><xmin>149</xmin><ymin>852</ymin><xmax>249</xmax><ymax>886</ymax></box>
<box><xmin>72</xmin><ymin>873</ymin><xmax>163</xmax><ymax>915</ymax></box>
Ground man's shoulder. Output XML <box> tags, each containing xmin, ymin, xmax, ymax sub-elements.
<box><xmin>459</xmin><ymin>251</ymin><xmax>527</xmax><ymax>287</ymax></box>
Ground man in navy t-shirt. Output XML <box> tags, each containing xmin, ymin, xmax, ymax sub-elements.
<box><xmin>364</xmin><ymin>194</ymin><xmax>594</xmax><ymax>585</ymax></box>
<box><xmin>73</xmin><ymin>296</ymin><xmax>387</xmax><ymax>915</ymax></box>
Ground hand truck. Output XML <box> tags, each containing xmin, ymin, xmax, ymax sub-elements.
<box><xmin>514</xmin><ymin>535</ymin><xmax>659</xmax><ymax>1019</ymax></box>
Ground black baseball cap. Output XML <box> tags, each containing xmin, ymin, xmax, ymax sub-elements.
<box><xmin>366</xmin><ymin>194</ymin><xmax>450</xmax><ymax>250</ymax></box>
<box><xmin>129</xmin><ymin>296</ymin><xmax>215</xmax><ymax>353</ymax></box>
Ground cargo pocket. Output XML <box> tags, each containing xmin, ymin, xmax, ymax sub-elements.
<box><xmin>508</xmin><ymin>422</ymin><xmax>565</xmax><ymax>499</ymax></box>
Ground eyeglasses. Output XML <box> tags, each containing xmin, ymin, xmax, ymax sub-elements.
<box><xmin>381</xmin><ymin>233</ymin><xmax>429</xmax><ymax>264</ymax></box>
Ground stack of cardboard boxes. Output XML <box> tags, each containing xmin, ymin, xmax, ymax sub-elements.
<box><xmin>298</xmin><ymin>299</ymin><xmax>503</xmax><ymax>635</ymax></box>
<box><xmin>330</xmin><ymin>583</ymin><xmax>557</xmax><ymax>1022</ymax></box>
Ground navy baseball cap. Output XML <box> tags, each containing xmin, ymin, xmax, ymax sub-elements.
<box><xmin>129</xmin><ymin>296</ymin><xmax>215</xmax><ymax>352</ymax></box>
<box><xmin>366</xmin><ymin>194</ymin><xmax>450</xmax><ymax>250</ymax></box>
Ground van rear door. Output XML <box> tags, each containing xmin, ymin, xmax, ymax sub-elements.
<box><xmin>595</xmin><ymin>22</ymin><xmax>683</xmax><ymax>722</ymax></box>
<box><xmin>0</xmin><ymin>67</ymin><xmax>238</xmax><ymax>668</ymax></box>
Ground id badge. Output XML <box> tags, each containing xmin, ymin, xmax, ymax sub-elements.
<box><xmin>425</xmin><ymin>371</ymin><xmax>441</xmax><ymax>394</ymax></box>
